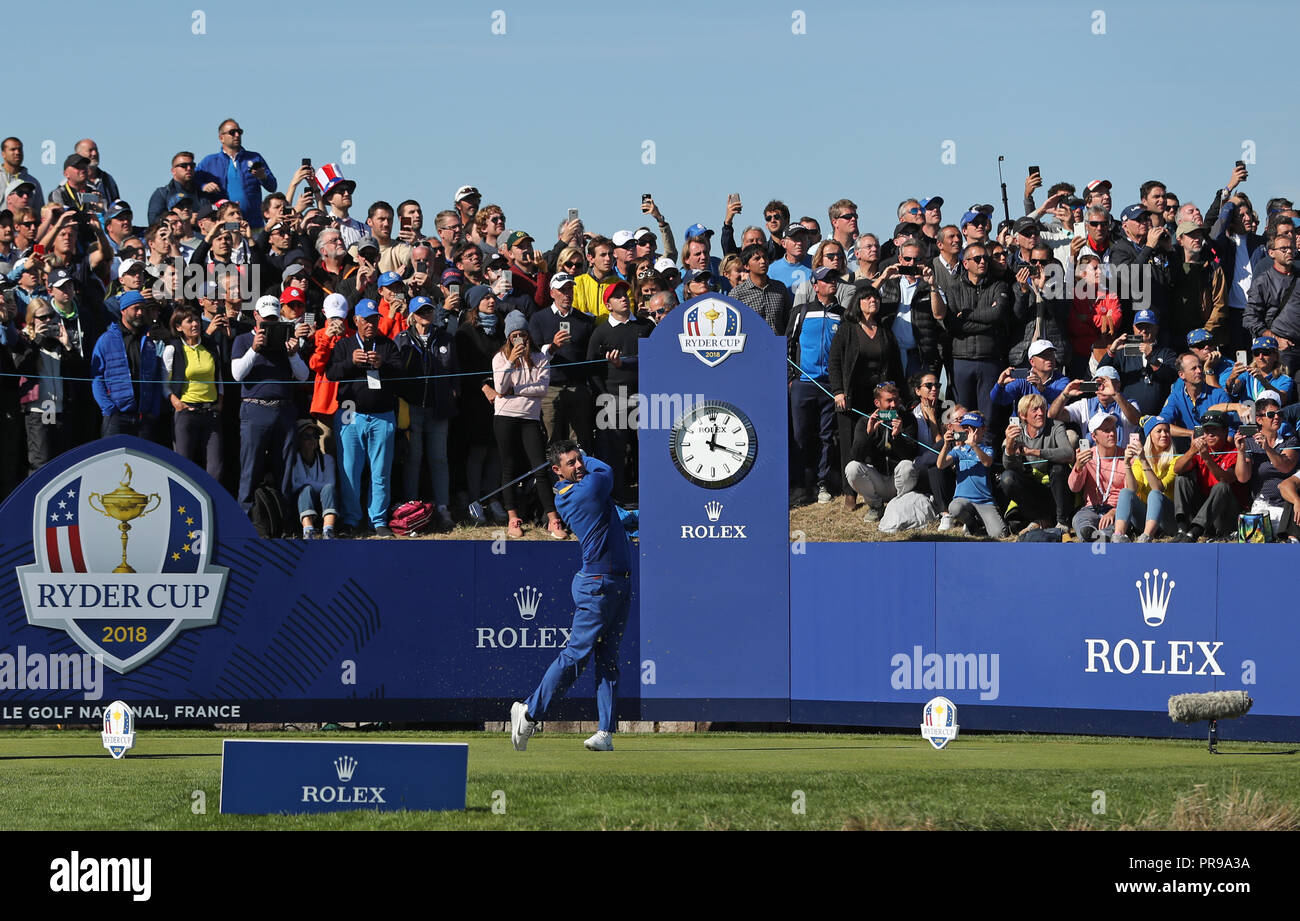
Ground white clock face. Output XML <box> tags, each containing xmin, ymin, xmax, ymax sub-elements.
<box><xmin>670</xmin><ymin>401</ymin><xmax>758</xmax><ymax>489</ymax></box>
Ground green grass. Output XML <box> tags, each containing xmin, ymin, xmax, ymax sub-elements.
<box><xmin>2</xmin><ymin>729</ymin><xmax>1297</xmax><ymax>830</ymax></box>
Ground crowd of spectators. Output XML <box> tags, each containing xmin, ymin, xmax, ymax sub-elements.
<box><xmin>1</xmin><ymin>123</ymin><xmax>1297</xmax><ymax>542</ymax></box>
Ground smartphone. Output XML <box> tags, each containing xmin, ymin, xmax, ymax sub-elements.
<box><xmin>953</xmin><ymin>431</ymin><xmax>967</xmax><ymax>444</ymax></box>
<box><xmin>500</xmin><ymin>270</ymin><xmax>513</xmax><ymax>290</ymax></box>
<box><xmin>728</xmin><ymin>193</ymin><xmax>741</xmax><ymax>207</ymax></box>
<box><xmin>32</xmin><ymin>243</ymin><xmax>45</xmax><ymax>256</ymax></box>
<box><xmin>401</xmin><ymin>215</ymin><xmax>413</xmax><ymax>230</ymax></box>
<box><xmin>1010</xmin><ymin>368</ymin><xmax>1030</xmax><ymax>380</ymax></box>
<box><xmin>1193</xmin><ymin>425</ymin><xmax>1205</xmax><ymax>439</ymax></box>
<box><xmin>559</xmin><ymin>321</ymin><xmax>571</xmax><ymax>334</ymax></box>
<box><xmin>1235</xmin><ymin>350</ymin><xmax>1248</xmax><ymax>366</ymax></box>
<box><xmin>223</xmin><ymin>221</ymin><xmax>240</xmax><ymax>233</ymax></box>
<box><xmin>415</xmin><ymin>259</ymin><xmax>428</xmax><ymax>274</ymax></box>
<box><xmin>1077</xmin><ymin>382</ymin><xmax>1100</xmax><ymax>396</ymax></box>
<box><xmin>567</xmin><ymin>208</ymin><xmax>579</xmax><ymax>224</ymax></box>
<box><xmin>301</xmin><ymin>157</ymin><xmax>311</xmax><ymax>168</ymax></box>
<box><xmin>642</xmin><ymin>193</ymin><xmax>652</xmax><ymax>204</ymax></box>
<box><xmin>1235</xmin><ymin>160</ymin><xmax>1246</xmax><ymax>169</ymax></box>
<box><xmin>1238</xmin><ymin>424</ymin><xmax>1260</xmax><ymax>438</ymax></box>
<box><xmin>877</xmin><ymin>409</ymin><xmax>899</xmax><ymax>422</ymax></box>
<box><xmin>1128</xmin><ymin>432</ymin><xmax>1142</xmax><ymax>450</ymax></box>
<box><xmin>897</xmin><ymin>265</ymin><xmax>921</xmax><ymax>277</ymax></box>
<box><xmin>1121</xmin><ymin>340</ymin><xmax>1144</xmax><ymax>356</ymax></box>
<box><xmin>1029</xmin><ymin>165</ymin><xmax>1041</xmax><ymax>177</ymax></box>
<box><xmin>449</xmin><ymin>284</ymin><xmax>460</xmax><ymax>298</ymax></box>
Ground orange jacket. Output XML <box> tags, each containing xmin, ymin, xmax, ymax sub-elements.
<box><xmin>308</xmin><ymin>324</ymin><xmax>352</xmax><ymax>416</ymax></box>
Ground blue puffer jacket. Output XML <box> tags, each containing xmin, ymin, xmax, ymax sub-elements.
<box><xmin>91</xmin><ymin>323</ymin><xmax>163</xmax><ymax>417</ymax></box>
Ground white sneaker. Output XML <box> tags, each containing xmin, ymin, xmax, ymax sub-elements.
<box><xmin>510</xmin><ymin>701</ymin><xmax>536</xmax><ymax>751</ymax></box>
<box><xmin>937</xmin><ymin>514</ymin><xmax>952</xmax><ymax>532</ymax></box>
<box><xmin>583</xmin><ymin>730</ymin><xmax>614</xmax><ymax>752</ymax></box>
<box><xmin>816</xmin><ymin>486</ymin><xmax>832</xmax><ymax>504</ymax></box>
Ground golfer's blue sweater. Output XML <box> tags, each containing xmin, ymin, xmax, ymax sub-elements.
<box><xmin>554</xmin><ymin>456</ymin><xmax>630</xmax><ymax>576</ymax></box>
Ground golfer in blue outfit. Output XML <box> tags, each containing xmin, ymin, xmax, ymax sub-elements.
<box><xmin>511</xmin><ymin>440</ymin><xmax>632</xmax><ymax>752</ymax></box>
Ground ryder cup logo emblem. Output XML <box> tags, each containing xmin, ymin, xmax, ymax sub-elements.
<box><xmin>679</xmin><ymin>297</ymin><xmax>746</xmax><ymax>367</ymax></box>
<box><xmin>18</xmin><ymin>446</ymin><xmax>229</xmax><ymax>674</ymax></box>
<box><xmin>921</xmin><ymin>696</ymin><xmax>959</xmax><ymax>750</ymax></box>
<box><xmin>101</xmin><ymin>699</ymin><xmax>135</xmax><ymax>759</ymax></box>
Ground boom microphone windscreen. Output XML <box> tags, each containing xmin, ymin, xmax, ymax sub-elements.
<box><xmin>1168</xmin><ymin>690</ymin><xmax>1253</xmax><ymax>724</ymax></box>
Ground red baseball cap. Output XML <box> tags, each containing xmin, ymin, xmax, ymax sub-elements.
<box><xmin>280</xmin><ymin>285</ymin><xmax>306</xmax><ymax>304</ymax></box>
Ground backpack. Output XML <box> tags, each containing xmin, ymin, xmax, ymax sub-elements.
<box><xmin>389</xmin><ymin>500</ymin><xmax>434</xmax><ymax>537</ymax></box>
<box><xmin>251</xmin><ymin>484</ymin><xmax>293</xmax><ymax>538</ymax></box>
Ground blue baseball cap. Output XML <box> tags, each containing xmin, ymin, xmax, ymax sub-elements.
<box><xmin>1252</xmin><ymin>335</ymin><xmax>1279</xmax><ymax>352</ymax></box>
<box><xmin>377</xmin><ymin>271</ymin><xmax>404</xmax><ymax>288</ymax></box>
<box><xmin>409</xmin><ymin>296</ymin><xmax>435</xmax><ymax>313</ymax></box>
<box><xmin>1186</xmin><ymin>328</ymin><xmax>1212</xmax><ymax>346</ymax></box>
<box><xmin>117</xmin><ymin>291</ymin><xmax>145</xmax><ymax>310</ymax></box>
<box><xmin>959</xmin><ymin>411</ymin><xmax>985</xmax><ymax>428</ymax></box>
<box><xmin>684</xmin><ymin>223</ymin><xmax>713</xmax><ymax>239</ymax></box>
<box><xmin>1141</xmin><ymin>415</ymin><xmax>1168</xmax><ymax>440</ymax></box>
<box><xmin>166</xmin><ymin>192</ymin><xmax>195</xmax><ymax>210</ymax></box>
<box><xmin>920</xmin><ymin>196</ymin><xmax>944</xmax><ymax>211</ymax></box>
<box><xmin>811</xmin><ymin>266</ymin><xmax>842</xmax><ymax>282</ymax></box>
<box><xmin>353</xmin><ymin>298</ymin><xmax>379</xmax><ymax>319</ymax></box>
<box><xmin>1120</xmin><ymin>204</ymin><xmax>1154</xmax><ymax>222</ymax></box>
<box><xmin>959</xmin><ymin>210</ymin><xmax>990</xmax><ymax>229</ymax></box>
<box><xmin>1134</xmin><ymin>310</ymin><xmax>1158</xmax><ymax>326</ymax></box>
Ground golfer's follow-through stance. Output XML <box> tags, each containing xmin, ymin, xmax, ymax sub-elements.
<box><xmin>511</xmin><ymin>440</ymin><xmax>632</xmax><ymax>752</ymax></box>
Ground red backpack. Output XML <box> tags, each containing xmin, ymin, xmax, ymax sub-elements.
<box><xmin>388</xmin><ymin>500</ymin><xmax>434</xmax><ymax>537</ymax></box>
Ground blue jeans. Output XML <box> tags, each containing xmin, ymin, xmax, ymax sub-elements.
<box><xmin>297</xmin><ymin>484</ymin><xmax>337</xmax><ymax>519</ymax></box>
<box><xmin>336</xmin><ymin>409</ymin><xmax>395</xmax><ymax>528</ymax></box>
<box><xmin>238</xmin><ymin>400</ymin><xmax>297</xmax><ymax>512</ymax></box>
<box><xmin>525</xmin><ymin>572</ymin><xmax>631</xmax><ymax>733</ymax></box>
<box><xmin>404</xmin><ymin>405</ymin><xmax>450</xmax><ymax>506</ymax></box>
<box><xmin>1115</xmin><ymin>487</ymin><xmax>1175</xmax><ymax>536</ymax></box>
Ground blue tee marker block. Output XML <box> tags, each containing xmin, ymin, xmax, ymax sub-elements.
<box><xmin>220</xmin><ymin>740</ymin><xmax>468</xmax><ymax>815</ymax></box>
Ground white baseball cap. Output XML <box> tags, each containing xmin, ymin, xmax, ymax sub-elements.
<box><xmin>654</xmin><ymin>256</ymin><xmax>676</xmax><ymax>274</ymax></box>
<box><xmin>1088</xmin><ymin>410</ymin><xmax>1118</xmax><ymax>433</ymax></box>
<box><xmin>116</xmin><ymin>259</ymin><xmax>143</xmax><ymax>279</ymax></box>
<box><xmin>323</xmin><ymin>293</ymin><xmax>349</xmax><ymax>320</ymax></box>
<box><xmin>1027</xmin><ymin>339</ymin><xmax>1056</xmax><ymax>359</ymax></box>
<box><xmin>611</xmin><ymin>230</ymin><xmax>635</xmax><ymax>248</ymax></box>
<box><xmin>254</xmin><ymin>295</ymin><xmax>281</xmax><ymax>318</ymax></box>
<box><xmin>549</xmin><ymin>272</ymin><xmax>575</xmax><ymax>290</ymax></box>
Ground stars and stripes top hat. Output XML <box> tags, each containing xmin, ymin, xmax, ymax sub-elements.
<box><xmin>313</xmin><ymin>163</ymin><xmax>356</xmax><ymax>199</ymax></box>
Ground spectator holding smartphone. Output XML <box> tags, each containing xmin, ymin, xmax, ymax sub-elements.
<box><xmin>1049</xmin><ymin>365</ymin><xmax>1141</xmax><ymax>446</ymax></box>
<box><xmin>937</xmin><ymin>411</ymin><xmax>1006</xmax><ymax>537</ymax></box>
<box><xmin>1185</xmin><ymin>328</ymin><xmax>1234</xmax><ymax>390</ymax></box>
<box><xmin>1068</xmin><ymin>413</ymin><xmax>1128</xmax><ymax>541</ymax></box>
<box><xmin>1113</xmin><ymin>416</ymin><xmax>1178</xmax><ymax>542</ymax></box>
<box><xmin>396</xmin><ymin>296</ymin><xmax>459</xmax><ymax>530</ymax></box>
<box><xmin>843</xmin><ymin>381</ymin><xmax>920</xmax><ymax>522</ymax></box>
<box><xmin>14</xmin><ymin>298</ymin><xmax>88</xmax><ymax>473</ymax></box>
<box><xmin>1224</xmin><ymin>335</ymin><xmax>1294</xmax><ymax>405</ymax></box>
<box><xmin>493</xmin><ymin>311</ymin><xmax>565</xmax><ymax>540</ymax></box>
<box><xmin>1097</xmin><ymin>312</ymin><xmax>1180</xmax><ymax>416</ymax></box>
<box><xmin>1171</xmin><ymin>410</ymin><xmax>1251</xmax><ymax>541</ymax></box>
<box><xmin>1243</xmin><ymin>395</ymin><xmax>1300</xmax><ymax>535</ymax></box>
<box><xmin>1000</xmin><ymin>392</ymin><xmax>1075</xmax><ymax>532</ymax></box>
<box><xmin>325</xmin><ymin>299</ymin><xmax>403</xmax><ymax>536</ymax></box>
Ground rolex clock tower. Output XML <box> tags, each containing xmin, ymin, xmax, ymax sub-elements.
<box><xmin>637</xmin><ymin>295</ymin><xmax>789</xmax><ymax>721</ymax></box>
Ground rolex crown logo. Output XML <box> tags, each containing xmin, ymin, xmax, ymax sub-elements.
<box><xmin>704</xmin><ymin>501</ymin><xmax>724</xmax><ymax>522</ymax></box>
<box><xmin>1136</xmin><ymin>569</ymin><xmax>1175</xmax><ymax>627</ymax></box>
<box><xmin>334</xmin><ymin>755</ymin><xmax>357</xmax><ymax>782</ymax></box>
<box><xmin>514</xmin><ymin>585</ymin><xmax>541</xmax><ymax>621</ymax></box>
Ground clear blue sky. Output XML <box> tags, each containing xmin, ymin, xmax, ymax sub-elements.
<box><xmin>10</xmin><ymin>0</ymin><xmax>1299</xmax><ymax>242</ymax></box>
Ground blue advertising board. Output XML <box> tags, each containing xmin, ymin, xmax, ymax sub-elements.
<box><xmin>220</xmin><ymin>739</ymin><xmax>468</xmax><ymax>814</ymax></box>
<box><xmin>635</xmin><ymin>296</ymin><xmax>790</xmax><ymax>721</ymax></box>
<box><xmin>0</xmin><ymin>437</ymin><xmax>639</xmax><ymax>725</ymax></box>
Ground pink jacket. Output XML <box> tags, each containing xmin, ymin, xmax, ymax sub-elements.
<box><xmin>492</xmin><ymin>351</ymin><xmax>550</xmax><ymax>420</ymax></box>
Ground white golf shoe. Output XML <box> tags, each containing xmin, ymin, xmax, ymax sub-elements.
<box><xmin>583</xmin><ymin>730</ymin><xmax>614</xmax><ymax>752</ymax></box>
<box><xmin>510</xmin><ymin>701</ymin><xmax>536</xmax><ymax>751</ymax></box>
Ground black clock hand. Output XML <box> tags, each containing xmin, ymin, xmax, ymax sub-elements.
<box><xmin>706</xmin><ymin>430</ymin><xmax>719</xmax><ymax>452</ymax></box>
<box><xmin>713</xmin><ymin>443</ymin><xmax>744</xmax><ymax>460</ymax></box>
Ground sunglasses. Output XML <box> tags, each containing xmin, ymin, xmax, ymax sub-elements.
<box><xmin>919</xmin><ymin>382</ymin><xmax>939</xmax><ymax>389</ymax></box>
<box><xmin>764</xmin><ymin>213</ymin><xmax>782</xmax><ymax>221</ymax></box>
<box><xmin>1087</xmin><ymin>220</ymin><xmax>1108</xmax><ymax>227</ymax></box>
<box><xmin>1261</xmin><ymin>410</ymin><xmax>1282</xmax><ymax>419</ymax></box>
<box><xmin>967</xmin><ymin>254</ymin><xmax>990</xmax><ymax>262</ymax></box>
<box><xmin>904</xmin><ymin>208</ymin><xmax>921</xmax><ymax>215</ymax></box>
<box><xmin>33</xmin><ymin>313</ymin><xmax>57</xmax><ymax>321</ymax></box>
<box><xmin>1030</xmin><ymin>258</ymin><xmax>1050</xmax><ymax>265</ymax></box>
<box><xmin>836</xmin><ymin>213</ymin><xmax>858</xmax><ymax>221</ymax></box>
<box><xmin>636</xmin><ymin>270</ymin><xmax>655</xmax><ymax>279</ymax></box>
<box><xmin>174</xmin><ymin>161</ymin><xmax>195</xmax><ymax>168</ymax></box>
<box><xmin>563</xmin><ymin>260</ymin><xmax>580</xmax><ymax>268</ymax></box>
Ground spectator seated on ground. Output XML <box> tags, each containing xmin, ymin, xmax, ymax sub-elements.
<box><xmin>1000</xmin><ymin>392</ymin><xmax>1076</xmax><ymax>532</ymax></box>
<box><xmin>1170</xmin><ymin>409</ymin><xmax>1252</xmax><ymax>542</ymax></box>
<box><xmin>844</xmin><ymin>381</ymin><xmax>919</xmax><ymax>523</ymax></box>
<box><xmin>936</xmin><ymin>411</ymin><xmax>1007</xmax><ymax>538</ymax></box>
<box><xmin>1112</xmin><ymin>415</ymin><xmax>1178</xmax><ymax>542</ymax></box>
<box><xmin>1068</xmin><ymin>412</ymin><xmax>1128</xmax><ymax>542</ymax></box>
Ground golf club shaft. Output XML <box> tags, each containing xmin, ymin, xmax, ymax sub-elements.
<box><xmin>472</xmin><ymin>459</ymin><xmax>551</xmax><ymax>506</ymax></box>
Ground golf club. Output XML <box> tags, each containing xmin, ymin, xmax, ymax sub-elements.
<box><xmin>468</xmin><ymin>459</ymin><xmax>551</xmax><ymax>523</ymax></box>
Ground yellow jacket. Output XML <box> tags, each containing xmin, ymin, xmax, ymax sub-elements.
<box><xmin>573</xmin><ymin>272</ymin><xmax>613</xmax><ymax>322</ymax></box>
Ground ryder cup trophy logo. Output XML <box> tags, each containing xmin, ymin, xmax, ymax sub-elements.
<box><xmin>101</xmin><ymin>700</ymin><xmax>135</xmax><ymax>759</ymax></box>
<box><xmin>18</xmin><ymin>446</ymin><xmax>229</xmax><ymax>674</ymax></box>
<box><xmin>921</xmin><ymin>696</ymin><xmax>960</xmax><ymax>750</ymax></box>
<box><xmin>679</xmin><ymin>297</ymin><xmax>746</xmax><ymax>367</ymax></box>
